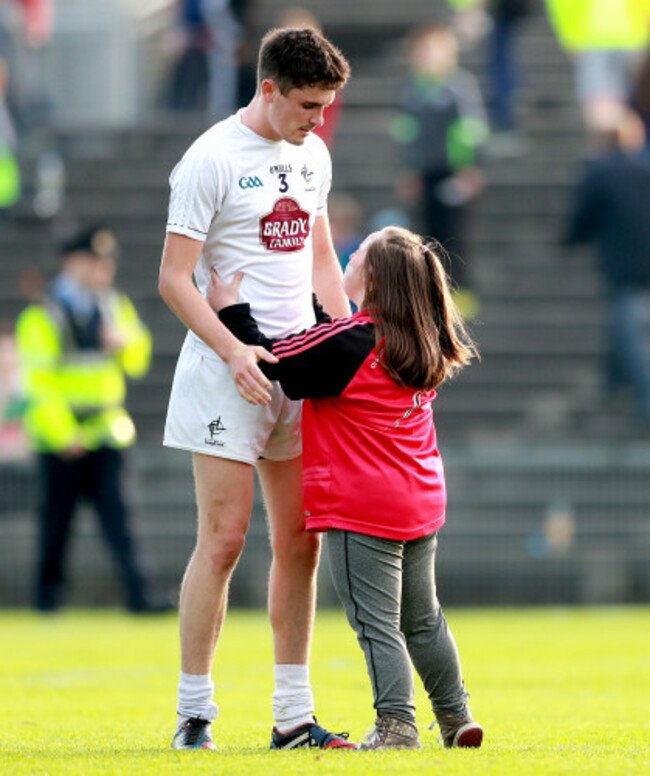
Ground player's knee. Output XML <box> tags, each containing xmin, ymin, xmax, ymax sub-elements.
<box><xmin>273</xmin><ymin>530</ymin><xmax>320</xmax><ymax>571</ymax></box>
<box><xmin>204</xmin><ymin>531</ymin><xmax>247</xmax><ymax>576</ymax></box>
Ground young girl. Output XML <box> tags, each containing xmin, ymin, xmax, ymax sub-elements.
<box><xmin>210</xmin><ymin>226</ymin><xmax>483</xmax><ymax>751</ymax></box>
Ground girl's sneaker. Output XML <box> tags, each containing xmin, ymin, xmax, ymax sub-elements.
<box><xmin>359</xmin><ymin>716</ymin><xmax>421</xmax><ymax>750</ymax></box>
<box><xmin>433</xmin><ymin>709</ymin><xmax>483</xmax><ymax>748</ymax></box>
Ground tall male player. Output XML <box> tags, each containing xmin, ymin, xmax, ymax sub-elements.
<box><xmin>159</xmin><ymin>27</ymin><xmax>354</xmax><ymax>750</ymax></box>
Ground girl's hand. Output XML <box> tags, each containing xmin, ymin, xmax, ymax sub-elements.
<box><xmin>207</xmin><ymin>267</ymin><xmax>243</xmax><ymax>312</ymax></box>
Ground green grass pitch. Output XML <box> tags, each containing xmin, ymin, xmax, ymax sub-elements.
<box><xmin>1</xmin><ymin>607</ymin><xmax>648</xmax><ymax>775</ymax></box>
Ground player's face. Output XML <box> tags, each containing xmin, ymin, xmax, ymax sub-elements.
<box><xmin>343</xmin><ymin>231</ymin><xmax>382</xmax><ymax>308</ymax></box>
<box><xmin>264</xmin><ymin>81</ymin><xmax>335</xmax><ymax>145</ymax></box>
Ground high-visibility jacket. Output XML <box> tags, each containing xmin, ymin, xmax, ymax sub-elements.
<box><xmin>15</xmin><ymin>289</ymin><xmax>151</xmax><ymax>453</ymax></box>
<box><xmin>546</xmin><ymin>0</ymin><xmax>650</xmax><ymax>51</ymax></box>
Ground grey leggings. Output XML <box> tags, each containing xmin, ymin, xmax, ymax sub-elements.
<box><xmin>326</xmin><ymin>530</ymin><xmax>468</xmax><ymax>724</ymax></box>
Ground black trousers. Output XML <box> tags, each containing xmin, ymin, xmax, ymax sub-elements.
<box><xmin>35</xmin><ymin>447</ymin><xmax>149</xmax><ymax>611</ymax></box>
<box><xmin>421</xmin><ymin>170</ymin><xmax>472</xmax><ymax>289</ymax></box>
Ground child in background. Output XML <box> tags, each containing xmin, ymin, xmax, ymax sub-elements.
<box><xmin>391</xmin><ymin>24</ymin><xmax>488</xmax><ymax>319</ymax></box>
<box><xmin>208</xmin><ymin>226</ymin><xmax>483</xmax><ymax>751</ymax></box>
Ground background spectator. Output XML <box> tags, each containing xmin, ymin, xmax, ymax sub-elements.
<box><xmin>0</xmin><ymin>0</ymin><xmax>53</xmax><ymax>126</ymax></box>
<box><xmin>14</xmin><ymin>225</ymin><xmax>169</xmax><ymax>613</ymax></box>
<box><xmin>390</xmin><ymin>23</ymin><xmax>488</xmax><ymax>317</ymax></box>
<box><xmin>485</xmin><ymin>0</ymin><xmax>533</xmax><ymax>154</ymax></box>
<box><xmin>564</xmin><ymin>110</ymin><xmax>650</xmax><ymax>426</ymax></box>
<box><xmin>546</xmin><ymin>0</ymin><xmax>650</xmax><ymax>133</ymax></box>
<box><xmin>446</xmin><ymin>0</ymin><xmax>532</xmax><ymax>154</ymax></box>
<box><xmin>160</xmin><ymin>0</ymin><xmax>210</xmax><ymax>112</ymax></box>
<box><xmin>0</xmin><ymin>56</ymin><xmax>19</xmax><ymax>215</ymax></box>
<box><xmin>161</xmin><ymin>0</ymin><xmax>249</xmax><ymax>118</ymax></box>
<box><xmin>630</xmin><ymin>46</ymin><xmax>650</xmax><ymax>147</ymax></box>
<box><xmin>203</xmin><ymin>0</ymin><xmax>246</xmax><ymax>121</ymax></box>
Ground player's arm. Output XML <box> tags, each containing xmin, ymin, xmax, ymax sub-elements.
<box><xmin>311</xmin><ymin>214</ymin><xmax>351</xmax><ymax>318</ymax></box>
<box><xmin>158</xmin><ymin>232</ymin><xmax>277</xmax><ymax>405</ymax></box>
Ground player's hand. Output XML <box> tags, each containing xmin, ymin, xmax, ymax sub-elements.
<box><xmin>208</xmin><ymin>267</ymin><xmax>242</xmax><ymax>313</ymax></box>
<box><xmin>226</xmin><ymin>344</ymin><xmax>278</xmax><ymax>405</ymax></box>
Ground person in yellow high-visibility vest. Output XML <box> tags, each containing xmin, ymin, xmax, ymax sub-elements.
<box><xmin>546</xmin><ymin>0</ymin><xmax>650</xmax><ymax>130</ymax></box>
<box><xmin>15</xmin><ymin>225</ymin><xmax>168</xmax><ymax>613</ymax></box>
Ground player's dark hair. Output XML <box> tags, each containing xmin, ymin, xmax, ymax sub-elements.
<box><xmin>363</xmin><ymin>227</ymin><xmax>478</xmax><ymax>390</ymax></box>
<box><xmin>257</xmin><ymin>27</ymin><xmax>350</xmax><ymax>95</ymax></box>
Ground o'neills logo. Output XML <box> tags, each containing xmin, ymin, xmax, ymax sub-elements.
<box><xmin>260</xmin><ymin>197</ymin><xmax>310</xmax><ymax>252</ymax></box>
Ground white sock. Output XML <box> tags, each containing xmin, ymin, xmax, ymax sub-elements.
<box><xmin>177</xmin><ymin>672</ymin><xmax>219</xmax><ymax>723</ymax></box>
<box><xmin>272</xmin><ymin>664</ymin><xmax>316</xmax><ymax>732</ymax></box>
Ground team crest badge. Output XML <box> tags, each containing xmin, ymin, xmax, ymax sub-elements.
<box><xmin>259</xmin><ymin>197</ymin><xmax>311</xmax><ymax>252</ymax></box>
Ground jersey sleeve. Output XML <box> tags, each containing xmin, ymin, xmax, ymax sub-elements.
<box><xmin>218</xmin><ymin>304</ymin><xmax>375</xmax><ymax>399</ymax></box>
<box><xmin>166</xmin><ymin>142</ymin><xmax>228</xmax><ymax>241</ymax></box>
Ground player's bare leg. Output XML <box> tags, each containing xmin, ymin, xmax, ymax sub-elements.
<box><xmin>259</xmin><ymin>456</ymin><xmax>356</xmax><ymax>750</ymax></box>
<box><xmin>259</xmin><ymin>456</ymin><xmax>318</xmax><ymax>666</ymax></box>
<box><xmin>181</xmin><ymin>454</ymin><xmax>254</xmax><ymax>672</ymax></box>
<box><xmin>172</xmin><ymin>453</ymin><xmax>254</xmax><ymax>750</ymax></box>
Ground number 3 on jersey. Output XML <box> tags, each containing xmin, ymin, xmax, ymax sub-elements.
<box><xmin>278</xmin><ymin>173</ymin><xmax>289</xmax><ymax>193</ymax></box>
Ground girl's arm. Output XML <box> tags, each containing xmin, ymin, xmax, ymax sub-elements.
<box><xmin>218</xmin><ymin>303</ymin><xmax>375</xmax><ymax>400</ymax></box>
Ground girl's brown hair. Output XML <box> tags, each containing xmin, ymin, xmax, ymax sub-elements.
<box><xmin>363</xmin><ymin>227</ymin><xmax>478</xmax><ymax>390</ymax></box>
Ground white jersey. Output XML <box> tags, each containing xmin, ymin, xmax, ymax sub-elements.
<box><xmin>166</xmin><ymin>110</ymin><xmax>332</xmax><ymax>345</ymax></box>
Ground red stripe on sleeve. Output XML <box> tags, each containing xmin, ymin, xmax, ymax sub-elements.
<box><xmin>273</xmin><ymin>312</ymin><xmax>373</xmax><ymax>359</ymax></box>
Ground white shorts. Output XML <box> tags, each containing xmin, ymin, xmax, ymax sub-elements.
<box><xmin>163</xmin><ymin>333</ymin><xmax>302</xmax><ymax>464</ymax></box>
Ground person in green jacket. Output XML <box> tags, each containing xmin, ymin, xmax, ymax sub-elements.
<box><xmin>390</xmin><ymin>23</ymin><xmax>488</xmax><ymax>319</ymax></box>
<box><xmin>15</xmin><ymin>225</ymin><xmax>166</xmax><ymax>613</ymax></box>
<box><xmin>546</xmin><ymin>0</ymin><xmax>650</xmax><ymax>131</ymax></box>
